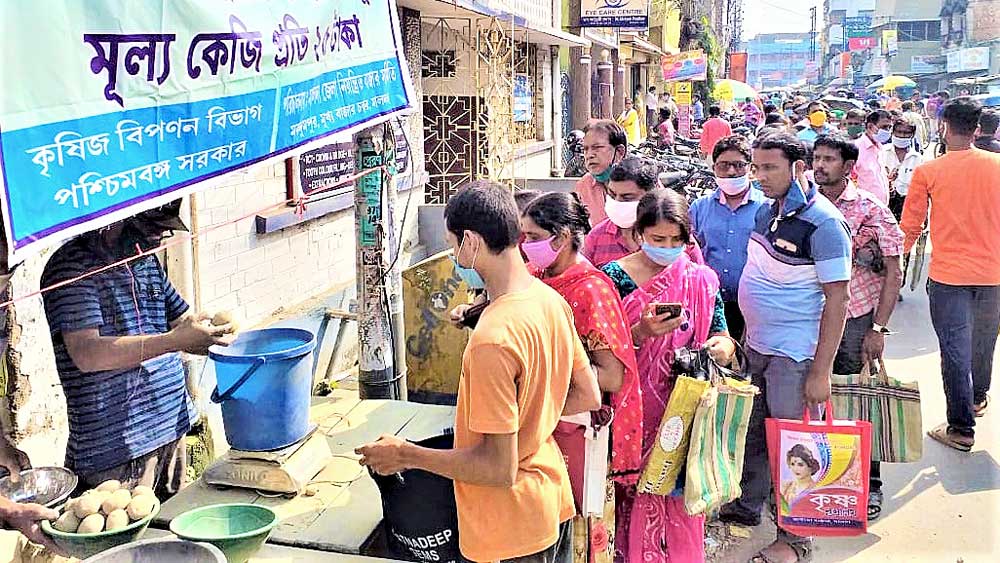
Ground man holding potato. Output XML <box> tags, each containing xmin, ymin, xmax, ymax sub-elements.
<box><xmin>40</xmin><ymin>201</ymin><xmax>233</xmax><ymax>499</ymax></box>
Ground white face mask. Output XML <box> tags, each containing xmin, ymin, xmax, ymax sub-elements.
<box><xmin>716</xmin><ymin>175</ymin><xmax>750</xmax><ymax>196</ymax></box>
<box><xmin>891</xmin><ymin>135</ymin><xmax>912</xmax><ymax>149</ymax></box>
<box><xmin>604</xmin><ymin>198</ymin><xmax>640</xmax><ymax>228</ymax></box>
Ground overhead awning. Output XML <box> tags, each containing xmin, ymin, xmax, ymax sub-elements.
<box><xmin>952</xmin><ymin>73</ymin><xmax>1000</xmax><ymax>85</ymax></box>
<box><xmin>401</xmin><ymin>0</ymin><xmax>590</xmax><ymax>48</ymax></box>
<box><xmin>620</xmin><ymin>32</ymin><xmax>663</xmax><ymax>56</ymax></box>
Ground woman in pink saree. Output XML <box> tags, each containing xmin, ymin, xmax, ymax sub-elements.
<box><xmin>600</xmin><ymin>188</ymin><xmax>736</xmax><ymax>563</ymax></box>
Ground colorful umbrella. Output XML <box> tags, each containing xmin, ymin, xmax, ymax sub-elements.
<box><xmin>867</xmin><ymin>75</ymin><xmax>916</xmax><ymax>91</ymax></box>
<box><xmin>713</xmin><ymin>79</ymin><xmax>758</xmax><ymax>102</ymax></box>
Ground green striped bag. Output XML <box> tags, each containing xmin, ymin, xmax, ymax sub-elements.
<box><xmin>831</xmin><ymin>362</ymin><xmax>922</xmax><ymax>463</ymax></box>
<box><xmin>684</xmin><ymin>378</ymin><xmax>757</xmax><ymax>516</ymax></box>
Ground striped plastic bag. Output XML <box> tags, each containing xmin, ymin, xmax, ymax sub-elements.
<box><xmin>684</xmin><ymin>377</ymin><xmax>757</xmax><ymax>516</ymax></box>
<box><xmin>831</xmin><ymin>360</ymin><xmax>922</xmax><ymax>463</ymax></box>
<box><xmin>637</xmin><ymin>375</ymin><xmax>709</xmax><ymax>495</ymax></box>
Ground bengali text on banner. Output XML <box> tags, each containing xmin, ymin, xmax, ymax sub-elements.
<box><xmin>0</xmin><ymin>0</ymin><xmax>414</xmax><ymax>261</ymax></box>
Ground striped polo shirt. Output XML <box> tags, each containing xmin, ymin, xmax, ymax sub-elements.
<box><xmin>41</xmin><ymin>235</ymin><xmax>195</xmax><ymax>474</ymax></box>
<box><xmin>738</xmin><ymin>180</ymin><xmax>852</xmax><ymax>362</ymax></box>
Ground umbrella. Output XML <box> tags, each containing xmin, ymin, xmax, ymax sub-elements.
<box><xmin>972</xmin><ymin>93</ymin><xmax>1000</xmax><ymax>107</ymax></box>
<box><xmin>867</xmin><ymin>75</ymin><xmax>917</xmax><ymax>91</ymax></box>
<box><xmin>714</xmin><ymin>79</ymin><xmax>758</xmax><ymax>102</ymax></box>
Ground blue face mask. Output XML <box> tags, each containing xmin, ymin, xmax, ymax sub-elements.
<box><xmin>451</xmin><ymin>238</ymin><xmax>485</xmax><ymax>289</ymax></box>
<box><xmin>641</xmin><ymin>243</ymin><xmax>684</xmax><ymax>266</ymax></box>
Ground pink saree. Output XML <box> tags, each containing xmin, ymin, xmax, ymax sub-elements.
<box><xmin>613</xmin><ymin>253</ymin><xmax>720</xmax><ymax>563</ymax></box>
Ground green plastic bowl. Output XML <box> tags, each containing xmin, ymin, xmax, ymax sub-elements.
<box><xmin>169</xmin><ymin>503</ymin><xmax>278</xmax><ymax>563</ymax></box>
<box><xmin>41</xmin><ymin>499</ymin><xmax>160</xmax><ymax>559</ymax></box>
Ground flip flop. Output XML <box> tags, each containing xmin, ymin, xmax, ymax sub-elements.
<box><xmin>748</xmin><ymin>540</ymin><xmax>813</xmax><ymax>563</ymax></box>
<box><xmin>927</xmin><ymin>423</ymin><xmax>973</xmax><ymax>452</ymax></box>
<box><xmin>867</xmin><ymin>489</ymin><xmax>883</xmax><ymax>520</ymax></box>
<box><xmin>974</xmin><ymin>395</ymin><xmax>989</xmax><ymax>417</ymax></box>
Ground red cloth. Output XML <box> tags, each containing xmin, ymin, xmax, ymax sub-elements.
<box><xmin>542</xmin><ymin>261</ymin><xmax>644</xmax><ymax>486</ymax></box>
<box><xmin>699</xmin><ymin>117</ymin><xmax>733</xmax><ymax>157</ymax></box>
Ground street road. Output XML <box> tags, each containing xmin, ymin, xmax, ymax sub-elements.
<box><xmin>714</xmin><ymin>248</ymin><xmax>1000</xmax><ymax>563</ymax></box>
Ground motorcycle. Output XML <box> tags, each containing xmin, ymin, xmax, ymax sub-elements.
<box><xmin>563</xmin><ymin>129</ymin><xmax>587</xmax><ymax>177</ymax></box>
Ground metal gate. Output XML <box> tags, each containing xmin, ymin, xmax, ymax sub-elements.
<box><xmin>420</xmin><ymin>16</ymin><xmax>530</xmax><ymax>202</ymax></box>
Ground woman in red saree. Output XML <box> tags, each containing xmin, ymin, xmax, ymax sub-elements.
<box><xmin>520</xmin><ymin>192</ymin><xmax>643</xmax><ymax>563</ymax></box>
<box><xmin>600</xmin><ymin>188</ymin><xmax>736</xmax><ymax>563</ymax></box>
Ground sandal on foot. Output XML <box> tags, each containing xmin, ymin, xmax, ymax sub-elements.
<box><xmin>927</xmin><ymin>423</ymin><xmax>973</xmax><ymax>452</ymax></box>
<box><xmin>975</xmin><ymin>395</ymin><xmax>989</xmax><ymax>417</ymax></box>
<box><xmin>867</xmin><ymin>489</ymin><xmax>883</xmax><ymax>520</ymax></box>
<box><xmin>748</xmin><ymin>540</ymin><xmax>813</xmax><ymax>563</ymax></box>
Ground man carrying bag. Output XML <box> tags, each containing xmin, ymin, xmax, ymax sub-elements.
<box><xmin>814</xmin><ymin>134</ymin><xmax>906</xmax><ymax>522</ymax></box>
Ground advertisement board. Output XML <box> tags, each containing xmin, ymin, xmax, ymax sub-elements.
<box><xmin>661</xmin><ymin>50</ymin><xmax>708</xmax><ymax>82</ymax></box>
<box><xmin>0</xmin><ymin>0</ymin><xmax>414</xmax><ymax>260</ymax></box>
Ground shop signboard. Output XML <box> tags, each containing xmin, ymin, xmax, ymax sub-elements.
<box><xmin>911</xmin><ymin>56</ymin><xmax>942</xmax><ymax>75</ymax></box>
<box><xmin>581</xmin><ymin>0</ymin><xmax>649</xmax><ymax>29</ymax></box>
<box><xmin>0</xmin><ymin>0</ymin><xmax>415</xmax><ymax>261</ymax></box>
<box><xmin>882</xmin><ymin>30</ymin><xmax>898</xmax><ymax>57</ymax></box>
<box><xmin>844</xmin><ymin>16</ymin><xmax>873</xmax><ymax>38</ymax></box>
<box><xmin>848</xmin><ymin>37</ymin><xmax>877</xmax><ymax>52</ymax></box>
<box><xmin>947</xmin><ymin>47</ymin><xmax>991</xmax><ymax>72</ymax></box>
<box><xmin>660</xmin><ymin>50</ymin><xmax>708</xmax><ymax>82</ymax></box>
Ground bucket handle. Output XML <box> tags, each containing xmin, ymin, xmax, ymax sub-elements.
<box><xmin>210</xmin><ymin>357</ymin><xmax>267</xmax><ymax>403</ymax></box>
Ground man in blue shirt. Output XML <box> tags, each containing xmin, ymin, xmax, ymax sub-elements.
<box><xmin>41</xmin><ymin>201</ymin><xmax>233</xmax><ymax>497</ymax></box>
<box><xmin>690</xmin><ymin>135</ymin><xmax>767</xmax><ymax>340</ymax></box>
<box><xmin>720</xmin><ymin>132</ymin><xmax>852</xmax><ymax>563</ymax></box>
<box><xmin>692</xmin><ymin>94</ymin><xmax>705</xmax><ymax>124</ymax></box>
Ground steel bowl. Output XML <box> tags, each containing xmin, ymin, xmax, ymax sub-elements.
<box><xmin>0</xmin><ymin>466</ymin><xmax>78</xmax><ymax>508</ymax></box>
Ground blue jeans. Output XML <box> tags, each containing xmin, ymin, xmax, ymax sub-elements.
<box><xmin>927</xmin><ymin>280</ymin><xmax>1000</xmax><ymax>438</ymax></box>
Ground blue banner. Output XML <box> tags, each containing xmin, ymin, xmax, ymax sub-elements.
<box><xmin>0</xmin><ymin>0</ymin><xmax>414</xmax><ymax>261</ymax></box>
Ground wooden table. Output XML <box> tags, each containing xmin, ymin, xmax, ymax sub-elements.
<box><xmin>154</xmin><ymin>390</ymin><xmax>455</xmax><ymax>554</ymax></box>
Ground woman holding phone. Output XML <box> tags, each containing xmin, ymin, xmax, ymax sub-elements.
<box><xmin>601</xmin><ymin>188</ymin><xmax>735</xmax><ymax>563</ymax></box>
<box><xmin>519</xmin><ymin>192</ymin><xmax>642</xmax><ymax>563</ymax></box>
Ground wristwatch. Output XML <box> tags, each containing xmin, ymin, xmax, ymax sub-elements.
<box><xmin>871</xmin><ymin>323</ymin><xmax>892</xmax><ymax>334</ymax></box>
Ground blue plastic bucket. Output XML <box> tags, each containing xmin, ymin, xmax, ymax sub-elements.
<box><xmin>209</xmin><ymin>328</ymin><xmax>316</xmax><ymax>451</ymax></box>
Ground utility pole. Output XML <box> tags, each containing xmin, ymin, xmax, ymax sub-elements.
<box><xmin>810</xmin><ymin>7</ymin><xmax>817</xmax><ymax>62</ymax></box>
<box><xmin>353</xmin><ymin>123</ymin><xmax>405</xmax><ymax>400</ymax></box>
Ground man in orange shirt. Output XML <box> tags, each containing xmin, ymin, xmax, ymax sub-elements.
<box><xmin>359</xmin><ymin>181</ymin><xmax>601</xmax><ymax>563</ymax></box>
<box><xmin>901</xmin><ymin>97</ymin><xmax>1000</xmax><ymax>452</ymax></box>
<box><xmin>700</xmin><ymin>105</ymin><xmax>733</xmax><ymax>162</ymax></box>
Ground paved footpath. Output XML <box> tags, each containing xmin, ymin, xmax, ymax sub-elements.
<box><xmin>710</xmin><ymin>251</ymin><xmax>1000</xmax><ymax>563</ymax></box>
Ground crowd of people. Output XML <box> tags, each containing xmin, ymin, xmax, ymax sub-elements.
<box><xmin>0</xmin><ymin>80</ymin><xmax>994</xmax><ymax>562</ymax></box>
<box><xmin>358</xmin><ymin>91</ymin><xmax>1000</xmax><ymax>563</ymax></box>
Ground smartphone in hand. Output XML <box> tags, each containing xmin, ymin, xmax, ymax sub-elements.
<box><xmin>653</xmin><ymin>303</ymin><xmax>682</xmax><ymax>320</ymax></box>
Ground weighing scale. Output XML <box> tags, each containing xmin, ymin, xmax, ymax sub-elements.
<box><xmin>203</xmin><ymin>427</ymin><xmax>333</xmax><ymax>496</ymax></box>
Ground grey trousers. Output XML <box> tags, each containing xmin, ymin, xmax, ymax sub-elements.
<box><xmin>724</xmin><ymin>348</ymin><xmax>821</xmax><ymax>542</ymax></box>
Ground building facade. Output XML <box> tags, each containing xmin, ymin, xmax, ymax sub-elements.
<box><xmin>744</xmin><ymin>33</ymin><xmax>819</xmax><ymax>90</ymax></box>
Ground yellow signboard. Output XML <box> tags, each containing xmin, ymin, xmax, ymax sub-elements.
<box><xmin>403</xmin><ymin>250</ymin><xmax>471</xmax><ymax>401</ymax></box>
<box><xmin>675</xmin><ymin>82</ymin><xmax>693</xmax><ymax>105</ymax></box>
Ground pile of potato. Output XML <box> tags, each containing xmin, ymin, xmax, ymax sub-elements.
<box><xmin>50</xmin><ymin>480</ymin><xmax>157</xmax><ymax>534</ymax></box>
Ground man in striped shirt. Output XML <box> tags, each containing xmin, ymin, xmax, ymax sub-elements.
<box><xmin>41</xmin><ymin>202</ymin><xmax>233</xmax><ymax>497</ymax></box>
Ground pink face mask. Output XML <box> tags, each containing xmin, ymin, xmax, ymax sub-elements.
<box><xmin>521</xmin><ymin>236</ymin><xmax>564</xmax><ymax>270</ymax></box>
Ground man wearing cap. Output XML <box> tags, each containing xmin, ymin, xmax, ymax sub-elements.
<box><xmin>40</xmin><ymin>201</ymin><xmax>233</xmax><ymax>498</ymax></box>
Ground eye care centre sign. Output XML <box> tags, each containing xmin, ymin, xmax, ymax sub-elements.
<box><xmin>0</xmin><ymin>0</ymin><xmax>415</xmax><ymax>261</ymax></box>
<box><xmin>580</xmin><ymin>0</ymin><xmax>649</xmax><ymax>29</ymax></box>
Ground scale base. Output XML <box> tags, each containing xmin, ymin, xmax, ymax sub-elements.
<box><xmin>203</xmin><ymin>430</ymin><xmax>332</xmax><ymax>496</ymax></box>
